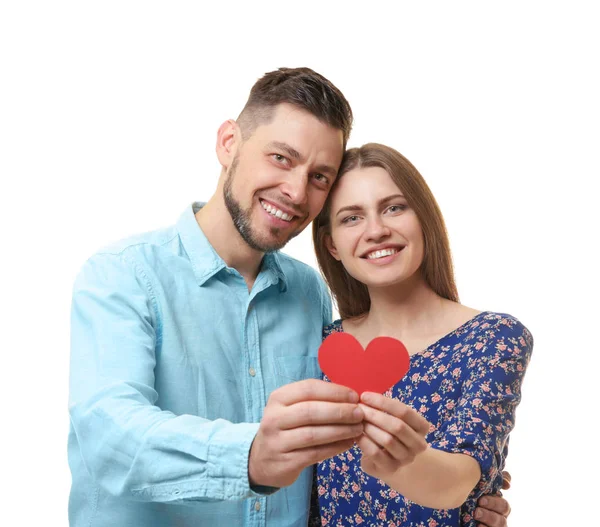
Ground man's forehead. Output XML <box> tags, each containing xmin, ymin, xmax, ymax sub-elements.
<box><xmin>260</xmin><ymin>106</ymin><xmax>343</xmax><ymax>148</ymax></box>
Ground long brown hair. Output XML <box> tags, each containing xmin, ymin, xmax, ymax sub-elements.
<box><xmin>312</xmin><ymin>143</ymin><xmax>458</xmax><ymax>320</ymax></box>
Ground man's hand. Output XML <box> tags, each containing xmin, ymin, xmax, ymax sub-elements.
<box><xmin>249</xmin><ymin>379</ymin><xmax>364</xmax><ymax>489</ymax></box>
<box><xmin>474</xmin><ymin>471</ymin><xmax>512</xmax><ymax>526</ymax></box>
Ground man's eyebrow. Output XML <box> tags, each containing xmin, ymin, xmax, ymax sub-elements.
<box><xmin>335</xmin><ymin>194</ymin><xmax>405</xmax><ymax>218</ymax></box>
<box><xmin>267</xmin><ymin>141</ymin><xmax>302</xmax><ymax>161</ymax></box>
<box><xmin>314</xmin><ymin>163</ymin><xmax>338</xmax><ymax>178</ymax></box>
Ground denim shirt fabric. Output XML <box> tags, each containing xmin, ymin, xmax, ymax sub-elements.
<box><xmin>68</xmin><ymin>203</ymin><xmax>332</xmax><ymax>526</ymax></box>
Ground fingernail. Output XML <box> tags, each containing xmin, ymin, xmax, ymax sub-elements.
<box><xmin>474</xmin><ymin>509</ymin><xmax>482</xmax><ymax>519</ymax></box>
<box><xmin>349</xmin><ymin>391</ymin><xmax>359</xmax><ymax>403</ymax></box>
<box><xmin>480</xmin><ymin>498</ymin><xmax>488</xmax><ymax>507</ymax></box>
<box><xmin>353</xmin><ymin>407</ymin><xmax>363</xmax><ymax>420</ymax></box>
<box><xmin>361</xmin><ymin>392</ymin><xmax>373</xmax><ymax>403</ymax></box>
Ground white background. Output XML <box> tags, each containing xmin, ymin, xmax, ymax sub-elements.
<box><xmin>2</xmin><ymin>1</ymin><xmax>598</xmax><ymax>525</ymax></box>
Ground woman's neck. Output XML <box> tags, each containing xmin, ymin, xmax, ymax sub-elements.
<box><xmin>362</xmin><ymin>275</ymin><xmax>447</xmax><ymax>339</ymax></box>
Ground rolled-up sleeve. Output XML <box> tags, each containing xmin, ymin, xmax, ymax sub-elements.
<box><xmin>69</xmin><ymin>252</ymin><xmax>260</xmax><ymax>502</ymax></box>
<box><xmin>429</xmin><ymin>318</ymin><xmax>533</xmax><ymax>497</ymax></box>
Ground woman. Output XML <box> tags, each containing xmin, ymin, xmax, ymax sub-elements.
<box><xmin>310</xmin><ymin>144</ymin><xmax>533</xmax><ymax>526</ymax></box>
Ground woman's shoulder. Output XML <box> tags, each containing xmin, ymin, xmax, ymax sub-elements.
<box><xmin>476</xmin><ymin>311</ymin><xmax>533</xmax><ymax>339</ymax></box>
<box><xmin>468</xmin><ymin>311</ymin><xmax>534</xmax><ymax>359</ymax></box>
<box><xmin>323</xmin><ymin>318</ymin><xmax>343</xmax><ymax>339</ymax></box>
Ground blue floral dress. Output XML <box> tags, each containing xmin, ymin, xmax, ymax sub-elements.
<box><xmin>312</xmin><ymin>311</ymin><xmax>533</xmax><ymax>526</ymax></box>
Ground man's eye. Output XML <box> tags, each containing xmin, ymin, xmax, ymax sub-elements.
<box><xmin>272</xmin><ymin>154</ymin><xmax>287</xmax><ymax>163</ymax></box>
<box><xmin>313</xmin><ymin>173</ymin><xmax>329</xmax><ymax>185</ymax></box>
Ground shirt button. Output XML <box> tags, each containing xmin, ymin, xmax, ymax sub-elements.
<box><xmin>249</xmin><ymin>367</ymin><xmax>256</xmax><ymax>377</ymax></box>
<box><xmin>254</xmin><ymin>501</ymin><xmax>261</xmax><ymax>511</ymax></box>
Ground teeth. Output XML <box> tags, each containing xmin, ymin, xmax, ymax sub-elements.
<box><xmin>261</xmin><ymin>200</ymin><xmax>293</xmax><ymax>222</ymax></box>
<box><xmin>366</xmin><ymin>248</ymin><xmax>398</xmax><ymax>260</ymax></box>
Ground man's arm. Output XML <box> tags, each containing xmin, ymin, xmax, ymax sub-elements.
<box><xmin>69</xmin><ymin>252</ymin><xmax>261</xmax><ymax>502</ymax></box>
<box><xmin>70</xmin><ymin>252</ymin><xmax>364</xmax><ymax>502</ymax></box>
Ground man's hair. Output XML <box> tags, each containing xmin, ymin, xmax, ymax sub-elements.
<box><xmin>237</xmin><ymin>67</ymin><xmax>353</xmax><ymax>148</ymax></box>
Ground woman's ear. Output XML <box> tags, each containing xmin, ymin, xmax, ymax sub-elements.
<box><xmin>215</xmin><ymin>119</ymin><xmax>239</xmax><ymax>169</ymax></box>
<box><xmin>325</xmin><ymin>233</ymin><xmax>341</xmax><ymax>261</ymax></box>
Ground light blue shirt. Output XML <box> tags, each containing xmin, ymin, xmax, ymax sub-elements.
<box><xmin>68</xmin><ymin>203</ymin><xmax>332</xmax><ymax>527</ymax></box>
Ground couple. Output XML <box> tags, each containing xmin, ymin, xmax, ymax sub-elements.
<box><xmin>68</xmin><ymin>67</ymin><xmax>532</xmax><ymax>526</ymax></box>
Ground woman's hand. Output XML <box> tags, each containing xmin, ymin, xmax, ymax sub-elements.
<box><xmin>357</xmin><ymin>392</ymin><xmax>431</xmax><ymax>480</ymax></box>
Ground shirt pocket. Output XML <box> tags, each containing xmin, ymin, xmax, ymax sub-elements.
<box><xmin>274</xmin><ymin>355</ymin><xmax>322</xmax><ymax>384</ymax></box>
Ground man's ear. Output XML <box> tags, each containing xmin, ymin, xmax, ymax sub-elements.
<box><xmin>216</xmin><ymin>119</ymin><xmax>239</xmax><ymax>169</ymax></box>
<box><xmin>325</xmin><ymin>233</ymin><xmax>341</xmax><ymax>261</ymax></box>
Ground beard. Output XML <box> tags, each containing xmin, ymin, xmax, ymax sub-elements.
<box><xmin>223</xmin><ymin>154</ymin><xmax>301</xmax><ymax>252</ymax></box>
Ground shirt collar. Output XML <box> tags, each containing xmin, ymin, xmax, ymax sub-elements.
<box><xmin>176</xmin><ymin>202</ymin><xmax>288</xmax><ymax>291</ymax></box>
<box><xmin>261</xmin><ymin>251</ymin><xmax>288</xmax><ymax>292</ymax></box>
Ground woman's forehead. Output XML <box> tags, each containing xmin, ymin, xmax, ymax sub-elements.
<box><xmin>333</xmin><ymin>166</ymin><xmax>401</xmax><ymax>201</ymax></box>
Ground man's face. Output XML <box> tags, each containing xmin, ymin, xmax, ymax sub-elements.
<box><xmin>224</xmin><ymin>103</ymin><xmax>344</xmax><ymax>252</ymax></box>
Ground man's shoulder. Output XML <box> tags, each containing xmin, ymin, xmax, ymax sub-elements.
<box><xmin>93</xmin><ymin>224</ymin><xmax>180</xmax><ymax>260</ymax></box>
<box><xmin>78</xmin><ymin>223</ymin><xmax>183</xmax><ymax>277</ymax></box>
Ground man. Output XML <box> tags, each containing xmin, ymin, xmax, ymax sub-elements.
<box><xmin>69</xmin><ymin>67</ymin><xmax>511</xmax><ymax>526</ymax></box>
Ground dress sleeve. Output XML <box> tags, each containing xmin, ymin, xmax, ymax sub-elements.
<box><xmin>429</xmin><ymin>316</ymin><xmax>533</xmax><ymax>498</ymax></box>
<box><xmin>69</xmin><ymin>252</ymin><xmax>261</xmax><ymax>502</ymax></box>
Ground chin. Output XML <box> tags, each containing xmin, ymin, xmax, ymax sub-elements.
<box><xmin>350</xmin><ymin>269</ymin><xmax>412</xmax><ymax>289</ymax></box>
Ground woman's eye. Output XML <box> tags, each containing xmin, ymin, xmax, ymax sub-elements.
<box><xmin>342</xmin><ymin>215</ymin><xmax>360</xmax><ymax>224</ymax></box>
<box><xmin>387</xmin><ymin>204</ymin><xmax>407</xmax><ymax>213</ymax></box>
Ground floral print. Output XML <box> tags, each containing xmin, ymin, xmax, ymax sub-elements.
<box><xmin>311</xmin><ymin>311</ymin><xmax>533</xmax><ymax>526</ymax></box>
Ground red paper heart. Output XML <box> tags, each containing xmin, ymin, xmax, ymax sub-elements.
<box><xmin>318</xmin><ymin>332</ymin><xmax>410</xmax><ymax>395</ymax></box>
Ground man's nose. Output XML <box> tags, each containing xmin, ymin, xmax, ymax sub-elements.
<box><xmin>280</xmin><ymin>172</ymin><xmax>309</xmax><ymax>206</ymax></box>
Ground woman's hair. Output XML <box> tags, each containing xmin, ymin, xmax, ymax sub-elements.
<box><xmin>312</xmin><ymin>143</ymin><xmax>458</xmax><ymax>320</ymax></box>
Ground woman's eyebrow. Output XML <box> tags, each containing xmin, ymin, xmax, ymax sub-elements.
<box><xmin>335</xmin><ymin>204</ymin><xmax>363</xmax><ymax>217</ymax></box>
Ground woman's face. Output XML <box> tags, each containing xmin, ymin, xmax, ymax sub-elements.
<box><xmin>326</xmin><ymin>166</ymin><xmax>424</xmax><ymax>289</ymax></box>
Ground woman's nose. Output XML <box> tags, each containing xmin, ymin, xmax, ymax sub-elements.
<box><xmin>364</xmin><ymin>216</ymin><xmax>391</xmax><ymax>241</ymax></box>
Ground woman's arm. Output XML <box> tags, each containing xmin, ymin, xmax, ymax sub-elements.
<box><xmin>358</xmin><ymin>393</ymin><xmax>480</xmax><ymax>509</ymax></box>
<box><xmin>359</xmin><ymin>315</ymin><xmax>533</xmax><ymax>509</ymax></box>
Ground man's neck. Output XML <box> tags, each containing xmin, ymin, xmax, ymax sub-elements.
<box><xmin>195</xmin><ymin>194</ymin><xmax>264</xmax><ymax>290</ymax></box>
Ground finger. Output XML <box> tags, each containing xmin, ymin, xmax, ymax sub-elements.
<box><xmin>360</xmin><ymin>404</ymin><xmax>428</xmax><ymax>454</ymax></box>
<box><xmin>473</xmin><ymin>506</ymin><xmax>506</xmax><ymax>527</ymax></box>
<box><xmin>501</xmin><ymin>470</ymin><xmax>512</xmax><ymax>490</ymax></box>
<box><xmin>297</xmin><ymin>438</ymin><xmax>357</xmax><ymax>466</ymax></box>
<box><xmin>478</xmin><ymin>495</ymin><xmax>511</xmax><ymax>516</ymax></box>
<box><xmin>282</xmin><ymin>423</ymin><xmax>364</xmax><ymax>451</ymax></box>
<box><xmin>362</xmin><ymin>422</ymin><xmax>416</xmax><ymax>461</ymax></box>
<box><xmin>357</xmin><ymin>434</ymin><xmax>396</xmax><ymax>468</ymax></box>
<box><xmin>272</xmin><ymin>379</ymin><xmax>359</xmax><ymax>406</ymax></box>
<box><xmin>361</xmin><ymin>392</ymin><xmax>430</xmax><ymax>435</ymax></box>
<box><xmin>277</xmin><ymin>401</ymin><xmax>364</xmax><ymax>430</ymax></box>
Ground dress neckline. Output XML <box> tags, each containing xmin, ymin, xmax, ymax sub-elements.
<box><xmin>333</xmin><ymin>311</ymin><xmax>490</xmax><ymax>359</ymax></box>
